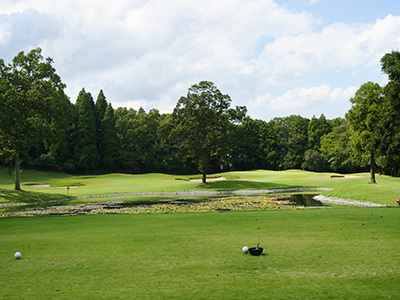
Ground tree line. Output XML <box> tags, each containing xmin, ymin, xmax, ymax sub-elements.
<box><xmin>1</xmin><ymin>48</ymin><xmax>400</xmax><ymax>189</ymax></box>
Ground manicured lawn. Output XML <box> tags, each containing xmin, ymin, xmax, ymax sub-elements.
<box><xmin>1</xmin><ymin>168</ymin><xmax>399</xmax><ymax>299</ymax></box>
<box><xmin>1</xmin><ymin>168</ymin><xmax>399</xmax><ymax>206</ymax></box>
<box><xmin>1</xmin><ymin>208</ymin><xmax>399</xmax><ymax>299</ymax></box>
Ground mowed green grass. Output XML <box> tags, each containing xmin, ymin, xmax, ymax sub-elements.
<box><xmin>1</xmin><ymin>167</ymin><xmax>400</xmax><ymax>205</ymax></box>
<box><xmin>1</xmin><ymin>208</ymin><xmax>399</xmax><ymax>299</ymax></box>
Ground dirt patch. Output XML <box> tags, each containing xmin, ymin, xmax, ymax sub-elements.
<box><xmin>190</xmin><ymin>177</ymin><xmax>226</xmax><ymax>182</ymax></box>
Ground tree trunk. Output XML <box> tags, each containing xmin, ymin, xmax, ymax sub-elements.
<box><xmin>202</xmin><ymin>171</ymin><xmax>206</xmax><ymax>183</ymax></box>
<box><xmin>370</xmin><ymin>151</ymin><xmax>376</xmax><ymax>183</ymax></box>
<box><xmin>14</xmin><ymin>150</ymin><xmax>21</xmax><ymax>191</ymax></box>
<box><xmin>202</xmin><ymin>154</ymin><xmax>207</xmax><ymax>184</ymax></box>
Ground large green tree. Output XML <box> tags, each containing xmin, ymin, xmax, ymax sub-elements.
<box><xmin>307</xmin><ymin>114</ymin><xmax>331</xmax><ymax>150</ymax></box>
<box><xmin>0</xmin><ymin>48</ymin><xmax>72</xmax><ymax>190</ymax></box>
<box><xmin>171</xmin><ymin>81</ymin><xmax>246</xmax><ymax>183</ymax></box>
<box><xmin>380</xmin><ymin>51</ymin><xmax>400</xmax><ymax>176</ymax></box>
<box><xmin>114</xmin><ymin>107</ymin><xmax>138</xmax><ymax>172</ymax></box>
<box><xmin>131</xmin><ymin>108</ymin><xmax>162</xmax><ymax>173</ymax></box>
<box><xmin>115</xmin><ymin>107</ymin><xmax>164</xmax><ymax>173</ymax></box>
<box><xmin>230</xmin><ymin>117</ymin><xmax>277</xmax><ymax>170</ymax></box>
<box><xmin>346</xmin><ymin>82</ymin><xmax>383</xmax><ymax>183</ymax></box>
<box><xmin>271</xmin><ymin>115</ymin><xmax>309</xmax><ymax>170</ymax></box>
<box><xmin>320</xmin><ymin>119</ymin><xmax>359</xmax><ymax>173</ymax></box>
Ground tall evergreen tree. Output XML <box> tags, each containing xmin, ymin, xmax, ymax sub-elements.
<box><xmin>95</xmin><ymin>90</ymin><xmax>108</xmax><ymax>123</ymax></box>
<box><xmin>101</xmin><ymin>103</ymin><xmax>119</xmax><ymax>171</ymax></box>
<box><xmin>94</xmin><ymin>90</ymin><xmax>108</xmax><ymax>167</ymax></box>
<box><xmin>74</xmin><ymin>89</ymin><xmax>100</xmax><ymax>172</ymax></box>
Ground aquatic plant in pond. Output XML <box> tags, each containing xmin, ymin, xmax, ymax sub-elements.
<box><xmin>0</xmin><ymin>195</ymin><xmax>310</xmax><ymax>217</ymax></box>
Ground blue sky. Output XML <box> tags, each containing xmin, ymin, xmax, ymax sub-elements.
<box><xmin>279</xmin><ymin>0</ymin><xmax>397</xmax><ymax>25</ymax></box>
<box><xmin>1</xmin><ymin>0</ymin><xmax>399</xmax><ymax>121</ymax></box>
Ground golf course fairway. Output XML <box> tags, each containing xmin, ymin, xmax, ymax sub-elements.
<box><xmin>1</xmin><ymin>208</ymin><xmax>399</xmax><ymax>299</ymax></box>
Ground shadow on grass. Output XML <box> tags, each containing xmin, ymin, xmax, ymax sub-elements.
<box><xmin>0</xmin><ymin>188</ymin><xmax>67</xmax><ymax>204</ymax></box>
<box><xmin>200</xmin><ymin>180</ymin><xmax>306</xmax><ymax>191</ymax></box>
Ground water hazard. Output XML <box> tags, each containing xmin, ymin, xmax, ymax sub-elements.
<box><xmin>283</xmin><ymin>194</ymin><xmax>323</xmax><ymax>207</ymax></box>
<box><xmin>101</xmin><ymin>193</ymin><xmax>324</xmax><ymax>210</ymax></box>
<box><xmin>1</xmin><ymin>194</ymin><xmax>324</xmax><ymax>217</ymax></box>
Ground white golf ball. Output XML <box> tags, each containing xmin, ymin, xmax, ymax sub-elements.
<box><xmin>14</xmin><ymin>252</ymin><xmax>21</xmax><ymax>259</ymax></box>
<box><xmin>242</xmin><ymin>246</ymin><xmax>249</xmax><ymax>253</ymax></box>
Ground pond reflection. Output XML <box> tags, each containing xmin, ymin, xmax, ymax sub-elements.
<box><xmin>283</xmin><ymin>194</ymin><xmax>323</xmax><ymax>206</ymax></box>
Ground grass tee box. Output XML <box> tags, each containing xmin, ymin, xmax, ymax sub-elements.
<box><xmin>1</xmin><ymin>208</ymin><xmax>399</xmax><ymax>299</ymax></box>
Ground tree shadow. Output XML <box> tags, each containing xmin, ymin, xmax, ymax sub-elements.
<box><xmin>201</xmin><ymin>180</ymin><xmax>305</xmax><ymax>191</ymax></box>
<box><xmin>0</xmin><ymin>189</ymin><xmax>65</xmax><ymax>204</ymax></box>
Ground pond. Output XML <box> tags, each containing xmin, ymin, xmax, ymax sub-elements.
<box><xmin>102</xmin><ymin>193</ymin><xmax>324</xmax><ymax>209</ymax></box>
<box><xmin>0</xmin><ymin>194</ymin><xmax>325</xmax><ymax>217</ymax></box>
<box><xmin>283</xmin><ymin>194</ymin><xmax>323</xmax><ymax>207</ymax></box>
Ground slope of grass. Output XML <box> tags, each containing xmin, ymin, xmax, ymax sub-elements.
<box><xmin>1</xmin><ymin>208</ymin><xmax>399</xmax><ymax>299</ymax></box>
<box><xmin>0</xmin><ymin>188</ymin><xmax>71</xmax><ymax>205</ymax></box>
<box><xmin>206</xmin><ymin>169</ymin><xmax>399</xmax><ymax>205</ymax></box>
<box><xmin>1</xmin><ymin>167</ymin><xmax>399</xmax><ymax>205</ymax></box>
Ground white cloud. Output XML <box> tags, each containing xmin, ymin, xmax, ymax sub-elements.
<box><xmin>0</xmin><ymin>1</ymin><xmax>399</xmax><ymax>121</ymax></box>
<box><xmin>246</xmin><ymin>93</ymin><xmax>272</xmax><ymax>119</ymax></box>
<box><xmin>329</xmin><ymin>86</ymin><xmax>358</xmax><ymax>103</ymax></box>
<box><xmin>269</xmin><ymin>84</ymin><xmax>358</xmax><ymax>117</ymax></box>
<box><xmin>270</xmin><ymin>84</ymin><xmax>329</xmax><ymax>111</ymax></box>
<box><xmin>38</xmin><ymin>0</ymin><xmax>314</xmax><ymax>107</ymax></box>
<box><xmin>0</xmin><ymin>21</ymin><xmax>12</xmax><ymax>45</ymax></box>
<box><xmin>257</xmin><ymin>15</ymin><xmax>400</xmax><ymax>85</ymax></box>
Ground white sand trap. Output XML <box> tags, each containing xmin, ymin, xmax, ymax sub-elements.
<box><xmin>29</xmin><ymin>184</ymin><xmax>50</xmax><ymax>188</ymax></box>
<box><xmin>29</xmin><ymin>184</ymin><xmax>81</xmax><ymax>188</ymax></box>
<box><xmin>331</xmin><ymin>175</ymin><xmax>363</xmax><ymax>179</ymax></box>
<box><xmin>56</xmin><ymin>186</ymin><xmax>81</xmax><ymax>188</ymax></box>
<box><xmin>190</xmin><ymin>177</ymin><xmax>226</xmax><ymax>182</ymax></box>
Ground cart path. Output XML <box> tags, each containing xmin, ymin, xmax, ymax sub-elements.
<box><xmin>313</xmin><ymin>195</ymin><xmax>385</xmax><ymax>207</ymax></box>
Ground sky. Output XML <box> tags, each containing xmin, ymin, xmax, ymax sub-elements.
<box><xmin>1</xmin><ymin>0</ymin><xmax>399</xmax><ymax>121</ymax></box>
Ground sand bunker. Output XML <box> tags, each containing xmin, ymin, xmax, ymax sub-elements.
<box><xmin>29</xmin><ymin>184</ymin><xmax>50</xmax><ymax>188</ymax></box>
<box><xmin>56</xmin><ymin>186</ymin><xmax>81</xmax><ymax>188</ymax></box>
<box><xmin>330</xmin><ymin>175</ymin><xmax>362</xmax><ymax>179</ymax></box>
<box><xmin>190</xmin><ymin>177</ymin><xmax>226</xmax><ymax>182</ymax></box>
<box><xmin>29</xmin><ymin>184</ymin><xmax>80</xmax><ymax>188</ymax></box>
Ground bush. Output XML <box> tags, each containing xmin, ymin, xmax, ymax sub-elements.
<box><xmin>302</xmin><ymin>149</ymin><xmax>328</xmax><ymax>172</ymax></box>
